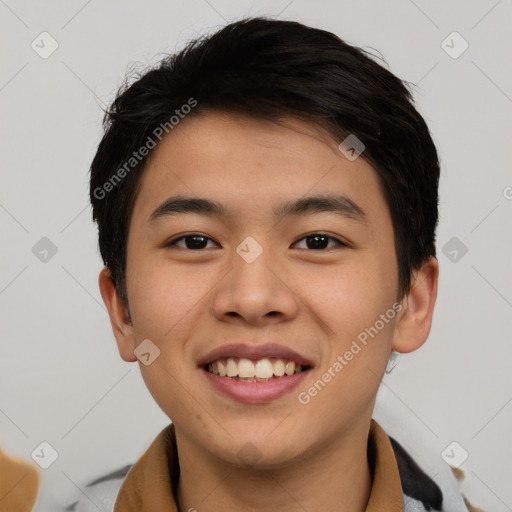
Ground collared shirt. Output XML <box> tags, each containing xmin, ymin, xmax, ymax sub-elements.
<box><xmin>113</xmin><ymin>419</ymin><xmax>404</xmax><ymax>511</ymax></box>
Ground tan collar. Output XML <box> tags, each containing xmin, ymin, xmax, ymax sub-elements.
<box><xmin>114</xmin><ymin>419</ymin><xmax>403</xmax><ymax>511</ymax></box>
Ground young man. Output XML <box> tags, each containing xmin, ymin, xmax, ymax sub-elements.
<box><xmin>87</xmin><ymin>16</ymin><xmax>478</xmax><ymax>512</ymax></box>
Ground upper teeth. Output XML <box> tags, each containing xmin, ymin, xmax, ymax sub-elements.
<box><xmin>207</xmin><ymin>358</ymin><xmax>303</xmax><ymax>380</ymax></box>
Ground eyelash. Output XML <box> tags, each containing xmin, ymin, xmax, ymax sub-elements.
<box><xmin>165</xmin><ymin>233</ymin><xmax>348</xmax><ymax>250</ymax></box>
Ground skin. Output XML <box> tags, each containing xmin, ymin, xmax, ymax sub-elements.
<box><xmin>99</xmin><ymin>111</ymin><xmax>439</xmax><ymax>512</ymax></box>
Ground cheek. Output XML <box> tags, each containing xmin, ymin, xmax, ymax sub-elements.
<box><xmin>126</xmin><ymin>259</ymin><xmax>205</xmax><ymax>421</ymax></box>
<box><xmin>137</xmin><ymin>355</ymin><xmax>199</xmax><ymax>428</ymax></box>
<box><xmin>305</xmin><ymin>260</ymin><xmax>398</xmax><ymax>396</ymax></box>
<box><xmin>126</xmin><ymin>255</ymin><xmax>206</xmax><ymax>338</ymax></box>
<box><xmin>304</xmin><ymin>258</ymin><xmax>394</xmax><ymax>335</ymax></box>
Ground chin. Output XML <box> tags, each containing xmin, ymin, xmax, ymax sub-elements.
<box><xmin>225</xmin><ymin>447</ymin><xmax>303</xmax><ymax>471</ymax></box>
<box><xmin>205</xmin><ymin>430</ymin><xmax>306</xmax><ymax>470</ymax></box>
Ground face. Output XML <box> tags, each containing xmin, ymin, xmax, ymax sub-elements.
<box><xmin>109</xmin><ymin>111</ymin><xmax>416</xmax><ymax>467</ymax></box>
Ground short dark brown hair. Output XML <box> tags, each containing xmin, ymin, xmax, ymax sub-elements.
<box><xmin>90</xmin><ymin>16</ymin><xmax>440</xmax><ymax>311</ymax></box>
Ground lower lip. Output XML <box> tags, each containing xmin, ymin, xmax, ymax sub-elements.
<box><xmin>201</xmin><ymin>368</ymin><xmax>310</xmax><ymax>404</ymax></box>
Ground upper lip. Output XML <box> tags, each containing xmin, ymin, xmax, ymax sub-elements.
<box><xmin>198</xmin><ymin>343</ymin><xmax>314</xmax><ymax>368</ymax></box>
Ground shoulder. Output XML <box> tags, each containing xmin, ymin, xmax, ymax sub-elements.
<box><xmin>64</xmin><ymin>465</ymin><xmax>131</xmax><ymax>512</ymax></box>
<box><xmin>373</xmin><ymin>401</ymin><xmax>485</xmax><ymax>511</ymax></box>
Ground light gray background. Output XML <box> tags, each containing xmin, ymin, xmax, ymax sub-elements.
<box><xmin>1</xmin><ymin>1</ymin><xmax>511</xmax><ymax>511</ymax></box>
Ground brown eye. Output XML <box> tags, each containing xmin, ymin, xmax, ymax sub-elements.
<box><xmin>292</xmin><ymin>234</ymin><xmax>346</xmax><ymax>250</ymax></box>
<box><xmin>167</xmin><ymin>234</ymin><xmax>219</xmax><ymax>250</ymax></box>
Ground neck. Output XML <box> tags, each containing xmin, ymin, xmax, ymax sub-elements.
<box><xmin>175</xmin><ymin>418</ymin><xmax>373</xmax><ymax>512</ymax></box>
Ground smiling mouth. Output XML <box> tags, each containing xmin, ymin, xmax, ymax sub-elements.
<box><xmin>204</xmin><ymin>357</ymin><xmax>311</xmax><ymax>382</ymax></box>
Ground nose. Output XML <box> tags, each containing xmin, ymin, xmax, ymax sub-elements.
<box><xmin>210</xmin><ymin>242</ymin><xmax>299</xmax><ymax>326</ymax></box>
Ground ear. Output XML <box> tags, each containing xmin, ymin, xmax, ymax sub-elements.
<box><xmin>392</xmin><ymin>256</ymin><xmax>439</xmax><ymax>354</ymax></box>
<box><xmin>98</xmin><ymin>267</ymin><xmax>137</xmax><ymax>362</ymax></box>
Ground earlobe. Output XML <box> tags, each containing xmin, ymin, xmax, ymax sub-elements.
<box><xmin>391</xmin><ymin>256</ymin><xmax>439</xmax><ymax>354</ymax></box>
<box><xmin>98</xmin><ymin>267</ymin><xmax>137</xmax><ymax>362</ymax></box>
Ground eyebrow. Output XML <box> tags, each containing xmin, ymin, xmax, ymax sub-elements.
<box><xmin>149</xmin><ymin>194</ymin><xmax>367</xmax><ymax>224</ymax></box>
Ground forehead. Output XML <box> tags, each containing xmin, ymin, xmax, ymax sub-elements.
<box><xmin>129</xmin><ymin>111</ymin><xmax>390</xmax><ymax>230</ymax></box>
